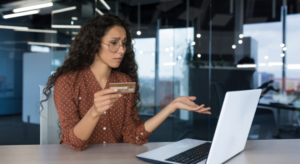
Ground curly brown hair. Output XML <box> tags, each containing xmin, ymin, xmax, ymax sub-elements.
<box><xmin>40</xmin><ymin>14</ymin><xmax>141</xmax><ymax>115</ymax></box>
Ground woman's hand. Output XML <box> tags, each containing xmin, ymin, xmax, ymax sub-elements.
<box><xmin>143</xmin><ymin>96</ymin><xmax>211</xmax><ymax>134</ymax></box>
<box><xmin>169</xmin><ymin>96</ymin><xmax>211</xmax><ymax>114</ymax></box>
<box><xmin>92</xmin><ymin>89</ymin><xmax>121</xmax><ymax>117</ymax></box>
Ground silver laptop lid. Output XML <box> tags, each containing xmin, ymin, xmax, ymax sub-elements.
<box><xmin>206</xmin><ymin>89</ymin><xmax>261</xmax><ymax>164</ymax></box>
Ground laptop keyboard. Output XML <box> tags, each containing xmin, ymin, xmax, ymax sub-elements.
<box><xmin>165</xmin><ymin>142</ymin><xmax>211</xmax><ymax>164</ymax></box>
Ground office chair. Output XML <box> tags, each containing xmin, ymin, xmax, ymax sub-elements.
<box><xmin>39</xmin><ymin>85</ymin><xmax>60</xmax><ymax>144</ymax></box>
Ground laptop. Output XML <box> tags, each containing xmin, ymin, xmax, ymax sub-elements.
<box><xmin>136</xmin><ymin>89</ymin><xmax>262</xmax><ymax>164</ymax></box>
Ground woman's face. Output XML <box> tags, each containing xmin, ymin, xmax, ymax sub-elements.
<box><xmin>97</xmin><ymin>25</ymin><xmax>127</xmax><ymax>68</ymax></box>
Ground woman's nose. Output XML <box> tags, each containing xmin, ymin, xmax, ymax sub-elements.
<box><xmin>118</xmin><ymin>43</ymin><xmax>125</xmax><ymax>53</ymax></box>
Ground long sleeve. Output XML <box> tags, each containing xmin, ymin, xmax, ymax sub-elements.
<box><xmin>122</xmin><ymin>93</ymin><xmax>152</xmax><ymax>145</ymax></box>
<box><xmin>53</xmin><ymin>76</ymin><xmax>88</xmax><ymax>151</ymax></box>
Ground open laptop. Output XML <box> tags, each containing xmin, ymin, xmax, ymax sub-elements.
<box><xmin>136</xmin><ymin>89</ymin><xmax>262</xmax><ymax>164</ymax></box>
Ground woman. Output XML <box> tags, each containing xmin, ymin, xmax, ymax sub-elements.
<box><xmin>42</xmin><ymin>14</ymin><xmax>211</xmax><ymax>151</ymax></box>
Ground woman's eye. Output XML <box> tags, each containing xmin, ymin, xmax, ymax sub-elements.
<box><xmin>111</xmin><ymin>42</ymin><xmax>117</xmax><ymax>45</ymax></box>
<box><xmin>122</xmin><ymin>43</ymin><xmax>127</xmax><ymax>46</ymax></box>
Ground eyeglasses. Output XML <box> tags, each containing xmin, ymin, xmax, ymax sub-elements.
<box><xmin>101</xmin><ymin>41</ymin><xmax>128</xmax><ymax>53</ymax></box>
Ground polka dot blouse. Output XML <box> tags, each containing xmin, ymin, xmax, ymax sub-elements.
<box><xmin>53</xmin><ymin>67</ymin><xmax>151</xmax><ymax>151</ymax></box>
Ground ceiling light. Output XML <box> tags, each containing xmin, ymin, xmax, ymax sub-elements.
<box><xmin>52</xmin><ymin>25</ymin><xmax>81</xmax><ymax>29</ymax></box>
<box><xmin>52</xmin><ymin>6</ymin><xmax>76</xmax><ymax>14</ymax></box>
<box><xmin>282</xmin><ymin>47</ymin><xmax>287</xmax><ymax>51</ymax></box>
<box><xmin>238</xmin><ymin>40</ymin><xmax>243</xmax><ymax>44</ymax></box>
<box><xmin>165</xmin><ymin>48</ymin><xmax>169</xmax><ymax>51</ymax></box>
<box><xmin>196</xmin><ymin>33</ymin><xmax>201</xmax><ymax>38</ymax></box>
<box><xmin>151</xmin><ymin>53</ymin><xmax>155</xmax><ymax>56</ymax></box>
<box><xmin>100</xmin><ymin>0</ymin><xmax>111</xmax><ymax>10</ymax></box>
<box><xmin>239</xmin><ymin>34</ymin><xmax>243</xmax><ymax>38</ymax></box>
<box><xmin>71</xmin><ymin>37</ymin><xmax>75</xmax><ymax>40</ymax></box>
<box><xmin>169</xmin><ymin>53</ymin><xmax>173</xmax><ymax>56</ymax></box>
<box><xmin>178</xmin><ymin>56</ymin><xmax>182</xmax><ymax>59</ymax></box>
<box><xmin>268</xmin><ymin>62</ymin><xmax>283</xmax><ymax>66</ymax></box>
<box><xmin>280</xmin><ymin>43</ymin><xmax>285</xmax><ymax>47</ymax></box>
<box><xmin>259</xmin><ymin>63</ymin><xmax>266</xmax><ymax>66</ymax></box>
<box><xmin>137</xmin><ymin>31</ymin><xmax>141</xmax><ymax>35</ymax></box>
<box><xmin>71</xmin><ymin>17</ymin><xmax>78</xmax><ymax>20</ymax></box>
<box><xmin>287</xmin><ymin>64</ymin><xmax>300</xmax><ymax>69</ymax></box>
<box><xmin>170</xmin><ymin>47</ymin><xmax>174</xmax><ymax>50</ymax></box>
<box><xmin>281</xmin><ymin>53</ymin><xmax>285</xmax><ymax>57</ymax></box>
<box><xmin>232</xmin><ymin>45</ymin><xmax>236</xmax><ymax>49</ymax></box>
<box><xmin>163</xmin><ymin>62</ymin><xmax>176</xmax><ymax>66</ymax></box>
<box><xmin>13</xmin><ymin>2</ymin><xmax>53</xmax><ymax>13</ymax></box>
<box><xmin>197</xmin><ymin>54</ymin><xmax>201</xmax><ymax>58</ymax></box>
<box><xmin>28</xmin><ymin>42</ymin><xmax>69</xmax><ymax>47</ymax></box>
<box><xmin>139</xmin><ymin>51</ymin><xmax>143</xmax><ymax>54</ymax></box>
<box><xmin>72</xmin><ymin>32</ymin><xmax>78</xmax><ymax>35</ymax></box>
<box><xmin>237</xmin><ymin>64</ymin><xmax>256</xmax><ymax>68</ymax></box>
<box><xmin>14</xmin><ymin>29</ymin><xmax>57</xmax><ymax>33</ymax></box>
<box><xmin>3</xmin><ymin>10</ymin><xmax>39</xmax><ymax>19</ymax></box>
<box><xmin>30</xmin><ymin>45</ymin><xmax>50</xmax><ymax>53</ymax></box>
<box><xmin>95</xmin><ymin>8</ymin><xmax>104</xmax><ymax>15</ymax></box>
<box><xmin>0</xmin><ymin>25</ymin><xmax>28</xmax><ymax>30</ymax></box>
<box><xmin>264</xmin><ymin>56</ymin><xmax>268</xmax><ymax>59</ymax></box>
<box><xmin>191</xmin><ymin>41</ymin><xmax>196</xmax><ymax>45</ymax></box>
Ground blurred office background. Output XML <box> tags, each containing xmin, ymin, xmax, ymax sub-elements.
<box><xmin>0</xmin><ymin>0</ymin><xmax>300</xmax><ymax>145</ymax></box>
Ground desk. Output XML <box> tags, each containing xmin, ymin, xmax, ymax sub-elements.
<box><xmin>1</xmin><ymin>140</ymin><xmax>300</xmax><ymax>164</ymax></box>
<box><xmin>258</xmin><ymin>103</ymin><xmax>298</xmax><ymax>128</ymax></box>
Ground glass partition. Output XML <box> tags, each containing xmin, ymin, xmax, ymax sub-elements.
<box><xmin>51</xmin><ymin>0</ymin><xmax>95</xmax><ymax>73</ymax></box>
<box><xmin>50</xmin><ymin>0</ymin><xmax>300</xmax><ymax>142</ymax></box>
<box><xmin>133</xmin><ymin>38</ymin><xmax>156</xmax><ymax>115</ymax></box>
<box><xmin>0</xmin><ymin>0</ymin><xmax>53</xmax><ymax>145</ymax></box>
<box><xmin>208</xmin><ymin>0</ymin><xmax>300</xmax><ymax>140</ymax></box>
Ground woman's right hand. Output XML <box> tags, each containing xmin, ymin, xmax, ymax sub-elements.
<box><xmin>92</xmin><ymin>88</ymin><xmax>121</xmax><ymax>116</ymax></box>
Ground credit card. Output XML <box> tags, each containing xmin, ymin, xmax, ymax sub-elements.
<box><xmin>109</xmin><ymin>82</ymin><xmax>136</xmax><ymax>93</ymax></box>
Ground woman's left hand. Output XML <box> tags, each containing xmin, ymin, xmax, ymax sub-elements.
<box><xmin>169</xmin><ymin>96</ymin><xmax>211</xmax><ymax>114</ymax></box>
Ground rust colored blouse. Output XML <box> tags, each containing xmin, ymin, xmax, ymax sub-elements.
<box><xmin>53</xmin><ymin>67</ymin><xmax>151</xmax><ymax>151</ymax></box>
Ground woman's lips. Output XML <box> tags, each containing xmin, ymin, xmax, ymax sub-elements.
<box><xmin>114</xmin><ymin>58</ymin><xmax>122</xmax><ymax>62</ymax></box>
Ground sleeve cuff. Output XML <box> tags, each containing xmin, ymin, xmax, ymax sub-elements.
<box><xmin>136</xmin><ymin>122</ymin><xmax>152</xmax><ymax>141</ymax></box>
<box><xmin>68</xmin><ymin>127</ymin><xmax>89</xmax><ymax>151</ymax></box>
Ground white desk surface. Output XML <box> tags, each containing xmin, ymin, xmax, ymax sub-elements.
<box><xmin>1</xmin><ymin>139</ymin><xmax>299</xmax><ymax>164</ymax></box>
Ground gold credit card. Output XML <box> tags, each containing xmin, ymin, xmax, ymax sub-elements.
<box><xmin>109</xmin><ymin>82</ymin><xmax>136</xmax><ymax>93</ymax></box>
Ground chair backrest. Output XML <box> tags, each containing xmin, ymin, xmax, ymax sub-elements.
<box><xmin>39</xmin><ymin>85</ymin><xmax>60</xmax><ymax>144</ymax></box>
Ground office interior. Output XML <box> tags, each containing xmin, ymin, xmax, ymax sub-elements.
<box><xmin>0</xmin><ymin>0</ymin><xmax>300</xmax><ymax>145</ymax></box>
